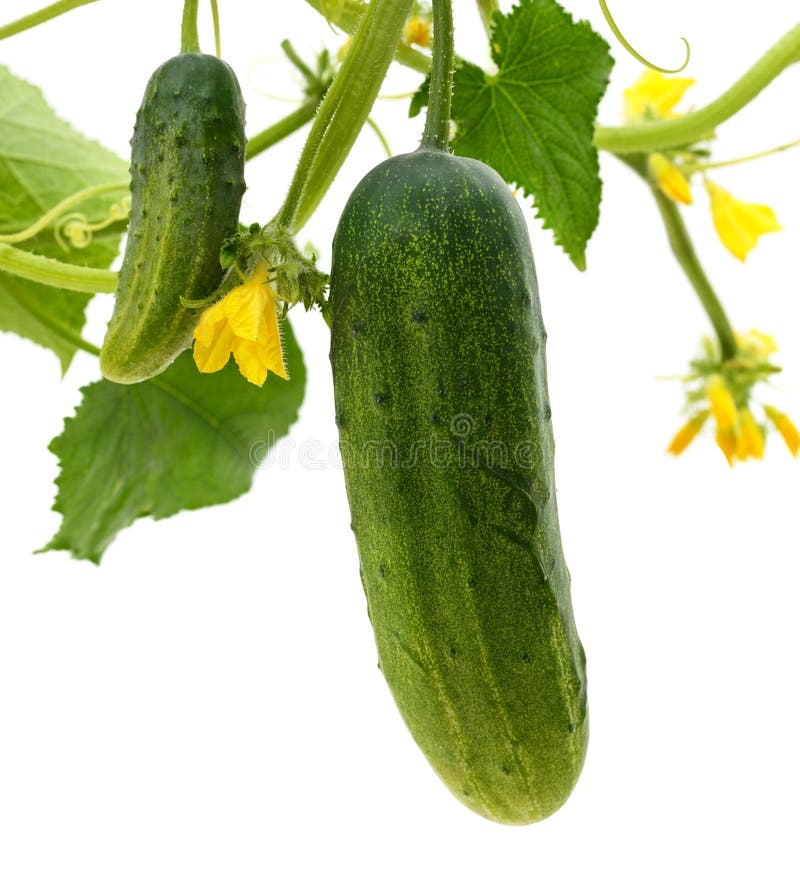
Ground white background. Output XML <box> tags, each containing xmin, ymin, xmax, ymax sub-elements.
<box><xmin>1</xmin><ymin>1</ymin><xmax>799</xmax><ymax>877</ymax></box>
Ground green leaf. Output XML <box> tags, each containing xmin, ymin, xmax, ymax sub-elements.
<box><xmin>43</xmin><ymin>322</ymin><xmax>306</xmax><ymax>563</ymax></box>
<box><xmin>0</xmin><ymin>65</ymin><xmax>128</xmax><ymax>370</ymax></box>
<box><xmin>408</xmin><ymin>76</ymin><xmax>429</xmax><ymax>119</ymax></box>
<box><xmin>449</xmin><ymin>0</ymin><xmax>613</xmax><ymax>269</ymax></box>
<box><xmin>0</xmin><ymin>274</ymin><xmax>92</xmax><ymax>368</ymax></box>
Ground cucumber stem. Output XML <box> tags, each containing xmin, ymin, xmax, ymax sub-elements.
<box><xmin>180</xmin><ymin>0</ymin><xmax>201</xmax><ymax>53</ymax></box>
<box><xmin>620</xmin><ymin>155</ymin><xmax>737</xmax><ymax>361</ymax></box>
<box><xmin>421</xmin><ymin>0</ymin><xmax>455</xmax><ymax>151</ymax></box>
<box><xmin>276</xmin><ymin>0</ymin><xmax>414</xmax><ymax>232</ymax></box>
<box><xmin>0</xmin><ymin>0</ymin><xmax>98</xmax><ymax>41</ymax></box>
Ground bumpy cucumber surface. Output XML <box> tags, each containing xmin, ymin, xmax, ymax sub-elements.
<box><xmin>100</xmin><ymin>52</ymin><xmax>246</xmax><ymax>383</ymax></box>
<box><xmin>329</xmin><ymin>148</ymin><xmax>587</xmax><ymax>825</ymax></box>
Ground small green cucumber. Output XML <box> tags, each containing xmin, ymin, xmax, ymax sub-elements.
<box><xmin>100</xmin><ymin>52</ymin><xmax>246</xmax><ymax>384</ymax></box>
<box><xmin>329</xmin><ymin>148</ymin><xmax>588</xmax><ymax>825</ymax></box>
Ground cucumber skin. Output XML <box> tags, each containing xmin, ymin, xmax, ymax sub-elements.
<box><xmin>100</xmin><ymin>53</ymin><xmax>246</xmax><ymax>384</ymax></box>
<box><xmin>329</xmin><ymin>149</ymin><xmax>588</xmax><ymax>825</ymax></box>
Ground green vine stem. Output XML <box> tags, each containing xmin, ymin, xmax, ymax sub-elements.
<box><xmin>596</xmin><ymin>23</ymin><xmax>800</xmax><ymax>154</ymax></box>
<box><xmin>181</xmin><ymin>0</ymin><xmax>201</xmax><ymax>53</ymax></box>
<box><xmin>282</xmin><ymin>39</ymin><xmax>318</xmax><ymax>84</ymax></box>
<box><xmin>0</xmin><ymin>243</ymin><xmax>117</xmax><ymax>294</ymax></box>
<box><xmin>681</xmin><ymin>137</ymin><xmax>800</xmax><ymax>175</ymax></box>
<box><xmin>209</xmin><ymin>0</ymin><xmax>220</xmax><ymax>56</ymax></box>
<box><xmin>620</xmin><ymin>156</ymin><xmax>737</xmax><ymax>361</ymax></box>
<box><xmin>422</xmin><ymin>0</ymin><xmax>455</xmax><ymax>150</ymax></box>
<box><xmin>245</xmin><ymin>101</ymin><xmax>320</xmax><ymax>161</ymax></box>
<box><xmin>303</xmin><ymin>0</ymin><xmax>430</xmax><ymax>75</ymax></box>
<box><xmin>277</xmin><ymin>0</ymin><xmax>414</xmax><ymax>232</ymax></box>
<box><xmin>302</xmin><ymin>6</ymin><xmax>800</xmax><ymax>159</ymax></box>
<box><xmin>0</xmin><ymin>0</ymin><xmax>98</xmax><ymax>41</ymax></box>
<box><xmin>366</xmin><ymin>117</ymin><xmax>392</xmax><ymax>157</ymax></box>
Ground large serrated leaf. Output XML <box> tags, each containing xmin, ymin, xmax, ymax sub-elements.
<box><xmin>449</xmin><ymin>0</ymin><xmax>613</xmax><ymax>269</ymax></box>
<box><xmin>44</xmin><ymin>321</ymin><xmax>306</xmax><ymax>563</ymax></box>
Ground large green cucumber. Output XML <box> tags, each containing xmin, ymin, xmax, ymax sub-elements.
<box><xmin>329</xmin><ymin>148</ymin><xmax>588</xmax><ymax>824</ymax></box>
<box><xmin>100</xmin><ymin>52</ymin><xmax>246</xmax><ymax>384</ymax></box>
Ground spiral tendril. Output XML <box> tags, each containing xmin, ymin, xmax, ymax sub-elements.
<box><xmin>599</xmin><ymin>0</ymin><xmax>691</xmax><ymax>74</ymax></box>
<box><xmin>0</xmin><ymin>183</ymin><xmax>129</xmax><ymax>250</ymax></box>
<box><xmin>54</xmin><ymin>194</ymin><xmax>131</xmax><ymax>251</ymax></box>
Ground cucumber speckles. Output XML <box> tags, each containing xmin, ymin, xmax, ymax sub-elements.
<box><xmin>100</xmin><ymin>53</ymin><xmax>246</xmax><ymax>384</ymax></box>
<box><xmin>329</xmin><ymin>147</ymin><xmax>588</xmax><ymax>824</ymax></box>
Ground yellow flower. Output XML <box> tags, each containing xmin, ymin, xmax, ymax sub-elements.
<box><xmin>403</xmin><ymin>15</ymin><xmax>431</xmax><ymax>48</ymax></box>
<box><xmin>704</xmin><ymin>179</ymin><xmax>782</xmax><ymax>261</ymax></box>
<box><xmin>193</xmin><ymin>260</ymin><xmax>288</xmax><ymax>386</ymax></box>
<box><xmin>667</xmin><ymin>410</ymin><xmax>709</xmax><ymax>456</ymax></box>
<box><xmin>706</xmin><ymin>375</ymin><xmax>737</xmax><ymax>431</ymax></box>
<box><xmin>735</xmin><ymin>409</ymin><xmax>765</xmax><ymax>461</ymax></box>
<box><xmin>671</xmin><ymin>331</ymin><xmax>797</xmax><ymax>465</ymax></box>
<box><xmin>763</xmin><ymin>405</ymin><xmax>800</xmax><ymax>457</ymax></box>
<box><xmin>648</xmin><ymin>153</ymin><xmax>693</xmax><ymax>205</ymax></box>
<box><xmin>623</xmin><ymin>70</ymin><xmax>695</xmax><ymax>122</ymax></box>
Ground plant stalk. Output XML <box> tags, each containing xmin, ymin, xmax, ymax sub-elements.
<box><xmin>277</xmin><ymin>0</ymin><xmax>414</xmax><ymax>232</ymax></box>
<box><xmin>209</xmin><ymin>0</ymin><xmax>220</xmax><ymax>56</ymax></box>
<box><xmin>595</xmin><ymin>23</ymin><xmax>800</xmax><ymax>154</ymax></box>
<box><xmin>245</xmin><ymin>100</ymin><xmax>320</xmax><ymax>161</ymax></box>
<box><xmin>620</xmin><ymin>156</ymin><xmax>737</xmax><ymax>361</ymax></box>
<box><xmin>181</xmin><ymin>0</ymin><xmax>201</xmax><ymax>53</ymax></box>
<box><xmin>302</xmin><ymin>7</ymin><xmax>800</xmax><ymax>158</ymax></box>
<box><xmin>0</xmin><ymin>243</ymin><xmax>117</xmax><ymax>294</ymax></box>
<box><xmin>0</xmin><ymin>0</ymin><xmax>98</xmax><ymax>41</ymax></box>
<box><xmin>421</xmin><ymin>0</ymin><xmax>455</xmax><ymax>150</ymax></box>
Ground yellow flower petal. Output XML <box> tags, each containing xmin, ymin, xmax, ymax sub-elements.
<box><xmin>667</xmin><ymin>410</ymin><xmax>709</xmax><ymax>455</ymax></box>
<box><xmin>715</xmin><ymin>428</ymin><xmax>737</xmax><ymax>466</ymax></box>
<box><xmin>193</xmin><ymin>299</ymin><xmax>237</xmax><ymax>374</ymax></box>
<box><xmin>704</xmin><ymin>179</ymin><xmax>782</xmax><ymax>261</ymax></box>
<box><xmin>231</xmin><ymin>298</ymin><xmax>287</xmax><ymax>384</ymax></box>
<box><xmin>192</xmin><ymin>260</ymin><xmax>288</xmax><ymax>385</ymax></box>
<box><xmin>232</xmin><ymin>337</ymin><xmax>270</xmax><ymax>386</ymax></box>
<box><xmin>763</xmin><ymin>405</ymin><xmax>800</xmax><ymax>457</ymax></box>
<box><xmin>623</xmin><ymin>70</ymin><xmax>695</xmax><ymax>122</ymax></box>
<box><xmin>735</xmin><ymin>409</ymin><xmax>765</xmax><ymax>461</ymax></box>
<box><xmin>222</xmin><ymin>261</ymin><xmax>271</xmax><ymax>341</ymax></box>
<box><xmin>648</xmin><ymin>153</ymin><xmax>693</xmax><ymax>205</ymax></box>
<box><xmin>706</xmin><ymin>375</ymin><xmax>738</xmax><ymax>431</ymax></box>
<box><xmin>260</xmin><ymin>301</ymin><xmax>289</xmax><ymax>381</ymax></box>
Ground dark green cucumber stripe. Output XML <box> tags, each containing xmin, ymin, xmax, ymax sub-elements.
<box><xmin>330</xmin><ymin>148</ymin><xmax>587</xmax><ymax>825</ymax></box>
<box><xmin>100</xmin><ymin>52</ymin><xmax>246</xmax><ymax>384</ymax></box>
